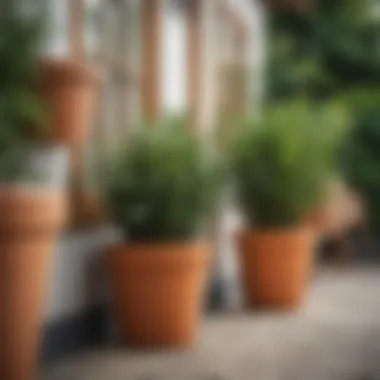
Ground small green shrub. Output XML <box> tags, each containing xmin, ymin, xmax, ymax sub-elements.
<box><xmin>105</xmin><ymin>119</ymin><xmax>221</xmax><ymax>243</ymax></box>
<box><xmin>231</xmin><ymin>100</ymin><xmax>348</xmax><ymax>228</ymax></box>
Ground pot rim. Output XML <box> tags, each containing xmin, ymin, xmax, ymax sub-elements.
<box><xmin>238</xmin><ymin>226</ymin><xmax>316</xmax><ymax>238</ymax></box>
<box><xmin>41</xmin><ymin>58</ymin><xmax>101</xmax><ymax>86</ymax></box>
<box><xmin>108</xmin><ymin>240</ymin><xmax>211</xmax><ymax>252</ymax></box>
<box><xmin>0</xmin><ymin>186</ymin><xmax>65</xmax><ymax>196</ymax></box>
<box><xmin>0</xmin><ymin>189</ymin><xmax>67</xmax><ymax>232</ymax></box>
<box><xmin>107</xmin><ymin>242</ymin><xmax>211</xmax><ymax>273</ymax></box>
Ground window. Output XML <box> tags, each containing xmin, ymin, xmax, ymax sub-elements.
<box><xmin>73</xmin><ymin>0</ymin><xmax>143</xmax><ymax>225</ymax></box>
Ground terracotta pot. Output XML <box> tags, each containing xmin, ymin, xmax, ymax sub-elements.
<box><xmin>40</xmin><ymin>59</ymin><xmax>99</xmax><ymax>145</ymax></box>
<box><xmin>237</xmin><ymin>228</ymin><xmax>316</xmax><ymax>309</ymax></box>
<box><xmin>0</xmin><ymin>189</ymin><xmax>66</xmax><ymax>380</ymax></box>
<box><xmin>107</xmin><ymin>243</ymin><xmax>210</xmax><ymax>348</ymax></box>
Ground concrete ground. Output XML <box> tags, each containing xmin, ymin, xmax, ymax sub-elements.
<box><xmin>43</xmin><ymin>266</ymin><xmax>380</xmax><ymax>380</ymax></box>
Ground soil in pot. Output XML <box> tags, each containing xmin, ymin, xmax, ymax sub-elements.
<box><xmin>237</xmin><ymin>228</ymin><xmax>316</xmax><ymax>309</ymax></box>
<box><xmin>107</xmin><ymin>243</ymin><xmax>210</xmax><ymax>348</ymax></box>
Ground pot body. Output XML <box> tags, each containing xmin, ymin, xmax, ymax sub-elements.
<box><xmin>0</xmin><ymin>189</ymin><xmax>66</xmax><ymax>380</ymax></box>
<box><xmin>41</xmin><ymin>59</ymin><xmax>99</xmax><ymax>145</ymax></box>
<box><xmin>237</xmin><ymin>228</ymin><xmax>316</xmax><ymax>309</ymax></box>
<box><xmin>107</xmin><ymin>243</ymin><xmax>210</xmax><ymax>348</ymax></box>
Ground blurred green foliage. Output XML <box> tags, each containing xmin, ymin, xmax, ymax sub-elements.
<box><xmin>268</xmin><ymin>0</ymin><xmax>380</xmax><ymax>233</ymax></box>
<box><xmin>105</xmin><ymin>119</ymin><xmax>222</xmax><ymax>243</ymax></box>
<box><xmin>268</xmin><ymin>0</ymin><xmax>380</xmax><ymax>100</ymax></box>
<box><xmin>340</xmin><ymin>89</ymin><xmax>380</xmax><ymax>233</ymax></box>
<box><xmin>231</xmin><ymin>101</ymin><xmax>348</xmax><ymax>228</ymax></box>
<box><xmin>0</xmin><ymin>5</ymin><xmax>45</xmax><ymax>181</ymax></box>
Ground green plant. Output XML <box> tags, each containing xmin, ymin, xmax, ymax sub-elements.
<box><xmin>231</xmin><ymin>100</ymin><xmax>348</xmax><ymax>228</ymax></box>
<box><xmin>0</xmin><ymin>6</ymin><xmax>45</xmax><ymax>181</ymax></box>
<box><xmin>105</xmin><ymin>119</ymin><xmax>221</xmax><ymax>242</ymax></box>
<box><xmin>267</xmin><ymin>0</ymin><xmax>380</xmax><ymax>101</ymax></box>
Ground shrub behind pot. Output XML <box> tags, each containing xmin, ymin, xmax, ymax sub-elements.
<box><xmin>105</xmin><ymin>119</ymin><xmax>220</xmax><ymax>347</ymax></box>
<box><xmin>232</xmin><ymin>101</ymin><xmax>347</xmax><ymax>309</ymax></box>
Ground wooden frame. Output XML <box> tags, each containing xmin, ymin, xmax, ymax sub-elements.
<box><xmin>68</xmin><ymin>0</ymin><xmax>87</xmax><ymax>228</ymax></box>
<box><xmin>214</xmin><ymin>0</ymin><xmax>251</xmax><ymax>129</ymax></box>
<box><xmin>141</xmin><ymin>0</ymin><xmax>164</xmax><ymax>122</ymax></box>
<box><xmin>186</xmin><ymin>0</ymin><xmax>251</xmax><ymax>133</ymax></box>
<box><xmin>187</xmin><ymin>0</ymin><xmax>203</xmax><ymax>131</ymax></box>
<box><xmin>68</xmin><ymin>0</ymin><xmax>85</xmax><ymax>60</ymax></box>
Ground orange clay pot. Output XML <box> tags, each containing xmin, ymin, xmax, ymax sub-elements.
<box><xmin>40</xmin><ymin>59</ymin><xmax>99</xmax><ymax>145</ymax></box>
<box><xmin>237</xmin><ymin>228</ymin><xmax>316</xmax><ymax>310</ymax></box>
<box><xmin>0</xmin><ymin>188</ymin><xmax>66</xmax><ymax>380</ymax></box>
<box><xmin>107</xmin><ymin>243</ymin><xmax>210</xmax><ymax>348</ymax></box>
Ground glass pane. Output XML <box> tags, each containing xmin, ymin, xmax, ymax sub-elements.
<box><xmin>84</xmin><ymin>0</ymin><xmax>142</xmax><ymax>191</ymax></box>
<box><xmin>162</xmin><ymin>0</ymin><xmax>189</xmax><ymax>114</ymax></box>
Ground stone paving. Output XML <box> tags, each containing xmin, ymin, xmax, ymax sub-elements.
<box><xmin>43</xmin><ymin>266</ymin><xmax>380</xmax><ymax>380</ymax></box>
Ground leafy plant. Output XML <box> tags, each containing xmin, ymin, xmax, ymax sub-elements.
<box><xmin>0</xmin><ymin>5</ymin><xmax>45</xmax><ymax>181</ymax></box>
<box><xmin>105</xmin><ymin>119</ymin><xmax>221</xmax><ymax>242</ymax></box>
<box><xmin>231</xmin><ymin>100</ymin><xmax>348</xmax><ymax>228</ymax></box>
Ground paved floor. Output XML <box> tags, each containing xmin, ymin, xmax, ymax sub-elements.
<box><xmin>43</xmin><ymin>266</ymin><xmax>380</xmax><ymax>380</ymax></box>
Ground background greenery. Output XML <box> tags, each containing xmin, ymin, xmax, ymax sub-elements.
<box><xmin>0</xmin><ymin>4</ymin><xmax>45</xmax><ymax>181</ymax></box>
<box><xmin>266</xmin><ymin>0</ymin><xmax>380</xmax><ymax>233</ymax></box>
<box><xmin>267</xmin><ymin>0</ymin><xmax>380</xmax><ymax>100</ymax></box>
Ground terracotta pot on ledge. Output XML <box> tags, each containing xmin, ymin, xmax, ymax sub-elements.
<box><xmin>0</xmin><ymin>188</ymin><xmax>66</xmax><ymax>380</ymax></box>
<box><xmin>107</xmin><ymin>243</ymin><xmax>210</xmax><ymax>348</ymax></box>
<box><xmin>237</xmin><ymin>228</ymin><xmax>316</xmax><ymax>310</ymax></box>
<box><xmin>40</xmin><ymin>59</ymin><xmax>100</xmax><ymax>146</ymax></box>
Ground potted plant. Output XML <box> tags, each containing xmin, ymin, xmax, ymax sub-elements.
<box><xmin>232</xmin><ymin>101</ymin><xmax>345</xmax><ymax>309</ymax></box>
<box><xmin>105</xmin><ymin>120</ymin><xmax>219</xmax><ymax>347</ymax></box>
<box><xmin>0</xmin><ymin>10</ymin><xmax>67</xmax><ymax>380</ymax></box>
<box><xmin>40</xmin><ymin>58</ymin><xmax>99</xmax><ymax>146</ymax></box>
